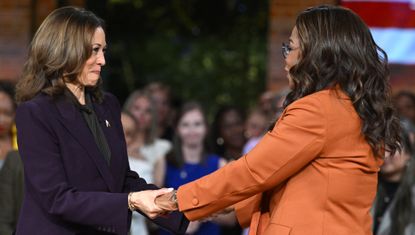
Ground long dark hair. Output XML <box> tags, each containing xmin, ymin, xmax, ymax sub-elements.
<box><xmin>281</xmin><ymin>5</ymin><xmax>400</xmax><ymax>157</ymax></box>
<box><xmin>16</xmin><ymin>6</ymin><xmax>105</xmax><ymax>103</ymax></box>
<box><xmin>167</xmin><ymin>101</ymin><xmax>210</xmax><ymax>168</ymax></box>
<box><xmin>388</xmin><ymin>119</ymin><xmax>415</xmax><ymax>234</ymax></box>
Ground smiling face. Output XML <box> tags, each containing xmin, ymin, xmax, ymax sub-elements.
<box><xmin>219</xmin><ymin>109</ymin><xmax>245</xmax><ymax>150</ymax></box>
<box><xmin>177</xmin><ymin>109</ymin><xmax>207</xmax><ymax>148</ymax></box>
<box><xmin>77</xmin><ymin>27</ymin><xmax>106</xmax><ymax>87</ymax></box>
<box><xmin>381</xmin><ymin>149</ymin><xmax>411</xmax><ymax>181</ymax></box>
<box><xmin>130</xmin><ymin>96</ymin><xmax>153</xmax><ymax>131</ymax></box>
<box><xmin>284</xmin><ymin>27</ymin><xmax>301</xmax><ymax>89</ymax></box>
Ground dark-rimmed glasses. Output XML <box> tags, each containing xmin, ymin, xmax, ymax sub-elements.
<box><xmin>282</xmin><ymin>42</ymin><xmax>296</xmax><ymax>59</ymax></box>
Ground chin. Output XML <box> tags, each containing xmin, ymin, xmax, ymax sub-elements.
<box><xmin>85</xmin><ymin>79</ymin><xmax>100</xmax><ymax>87</ymax></box>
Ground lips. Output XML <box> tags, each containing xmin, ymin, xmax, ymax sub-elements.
<box><xmin>91</xmin><ymin>71</ymin><xmax>101</xmax><ymax>75</ymax></box>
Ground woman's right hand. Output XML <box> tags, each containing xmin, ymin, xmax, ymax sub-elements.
<box><xmin>129</xmin><ymin>188</ymin><xmax>173</xmax><ymax>219</ymax></box>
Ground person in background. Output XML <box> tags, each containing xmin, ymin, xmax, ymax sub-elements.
<box><xmin>162</xmin><ymin>101</ymin><xmax>236</xmax><ymax>235</ymax></box>
<box><xmin>211</xmin><ymin>106</ymin><xmax>246</xmax><ymax>162</ymax></box>
<box><xmin>258</xmin><ymin>88</ymin><xmax>289</xmax><ymax>122</ymax></box>
<box><xmin>394</xmin><ymin>91</ymin><xmax>415</xmax><ymax>125</ymax></box>
<box><xmin>145</xmin><ymin>82</ymin><xmax>176</xmax><ymax>141</ymax></box>
<box><xmin>0</xmin><ymin>81</ymin><xmax>16</xmax><ymax>170</ymax></box>
<box><xmin>239</xmin><ymin>108</ymin><xmax>270</xmax><ymax>235</ymax></box>
<box><xmin>155</xmin><ymin>5</ymin><xmax>401</xmax><ymax>235</ymax></box>
<box><xmin>242</xmin><ymin>108</ymin><xmax>269</xmax><ymax>155</ymax></box>
<box><xmin>14</xmin><ymin>6</ymin><xmax>187</xmax><ymax>234</ymax></box>
<box><xmin>0</xmin><ymin>150</ymin><xmax>23</xmax><ymax>234</ymax></box>
<box><xmin>121</xmin><ymin>111</ymin><xmax>150</xmax><ymax>235</ymax></box>
<box><xmin>123</xmin><ymin>90</ymin><xmax>171</xmax><ymax>188</ymax></box>
<box><xmin>0</xmin><ymin>82</ymin><xmax>21</xmax><ymax>234</ymax></box>
<box><xmin>210</xmin><ymin>106</ymin><xmax>245</xmax><ymax>235</ymax></box>
<box><xmin>373</xmin><ymin>120</ymin><xmax>415</xmax><ymax>235</ymax></box>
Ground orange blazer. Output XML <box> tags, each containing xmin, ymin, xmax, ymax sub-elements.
<box><xmin>177</xmin><ymin>88</ymin><xmax>383</xmax><ymax>235</ymax></box>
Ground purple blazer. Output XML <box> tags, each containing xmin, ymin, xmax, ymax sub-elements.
<box><xmin>15</xmin><ymin>92</ymin><xmax>188</xmax><ymax>235</ymax></box>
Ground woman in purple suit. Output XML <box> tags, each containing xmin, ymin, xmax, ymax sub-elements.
<box><xmin>14</xmin><ymin>6</ymin><xmax>188</xmax><ymax>235</ymax></box>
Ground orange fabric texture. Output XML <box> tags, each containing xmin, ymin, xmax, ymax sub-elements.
<box><xmin>177</xmin><ymin>88</ymin><xmax>383</xmax><ymax>235</ymax></box>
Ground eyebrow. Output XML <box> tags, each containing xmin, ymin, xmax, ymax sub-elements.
<box><xmin>92</xmin><ymin>43</ymin><xmax>107</xmax><ymax>48</ymax></box>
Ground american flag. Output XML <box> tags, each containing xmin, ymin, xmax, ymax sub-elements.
<box><xmin>341</xmin><ymin>0</ymin><xmax>415</xmax><ymax>65</ymax></box>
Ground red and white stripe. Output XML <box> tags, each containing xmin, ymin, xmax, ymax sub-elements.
<box><xmin>341</xmin><ymin>0</ymin><xmax>415</xmax><ymax>64</ymax></box>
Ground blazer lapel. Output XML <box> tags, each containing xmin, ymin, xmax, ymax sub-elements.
<box><xmin>92</xmin><ymin>101</ymin><xmax>124</xmax><ymax>177</ymax></box>
<box><xmin>54</xmin><ymin>97</ymin><xmax>116</xmax><ymax>192</ymax></box>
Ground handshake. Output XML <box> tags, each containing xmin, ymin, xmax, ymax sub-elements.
<box><xmin>128</xmin><ymin>188</ymin><xmax>180</xmax><ymax>219</ymax></box>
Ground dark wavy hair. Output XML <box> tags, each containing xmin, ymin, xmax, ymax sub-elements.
<box><xmin>15</xmin><ymin>6</ymin><xmax>105</xmax><ymax>103</ymax></box>
<box><xmin>281</xmin><ymin>5</ymin><xmax>400</xmax><ymax>157</ymax></box>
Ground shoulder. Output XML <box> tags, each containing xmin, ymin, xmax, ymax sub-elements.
<box><xmin>16</xmin><ymin>93</ymin><xmax>54</xmax><ymax>119</ymax></box>
<box><xmin>286</xmin><ymin>88</ymin><xmax>349</xmax><ymax>115</ymax></box>
<box><xmin>282</xmin><ymin>91</ymin><xmax>327</xmax><ymax>121</ymax></box>
<box><xmin>205</xmin><ymin>154</ymin><xmax>226</xmax><ymax>168</ymax></box>
<box><xmin>0</xmin><ymin>150</ymin><xmax>21</xmax><ymax>172</ymax></box>
<box><xmin>4</xmin><ymin>150</ymin><xmax>21</xmax><ymax>164</ymax></box>
<box><xmin>154</xmin><ymin>139</ymin><xmax>172</xmax><ymax>153</ymax></box>
<box><xmin>101</xmin><ymin>92</ymin><xmax>120</xmax><ymax>108</ymax></box>
<box><xmin>102</xmin><ymin>92</ymin><xmax>118</xmax><ymax>102</ymax></box>
<box><xmin>206</xmin><ymin>153</ymin><xmax>221</xmax><ymax>161</ymax></box>
<box><xmin>289</xmin><ymin>90</ymin><xmax>328</xmax><ymax>108</ymax></box>
<box><xmin>18</xmin><ymin>93</ymin><xmax>53</xmax><ymax>109</ymax></box>
<box><xmin>142</xmin><ymin>139</ymin><xmax>171</xmax><ymax>162</ymax></box>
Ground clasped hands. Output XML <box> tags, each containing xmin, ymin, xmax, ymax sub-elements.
<box><xmin>129</xmin><ymin>188</ymin><xmax>234</xmax><ymax>220</ymax></box>
<box><xmin>128</xmin><ymin>188</ymin><xmax>178</xmax><ymax>219</ymax></box>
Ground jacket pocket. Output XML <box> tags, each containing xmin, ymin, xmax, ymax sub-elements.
<box><xmin>264</xmin><ymin>223</ymin><xmax>291</xmax><ymax>235</ymax></box>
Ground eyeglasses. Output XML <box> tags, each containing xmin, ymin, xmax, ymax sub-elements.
<box><xmin>282</xmin><ymin>42</ymin><xmax>297</xmax><ymax>59</ymax></box>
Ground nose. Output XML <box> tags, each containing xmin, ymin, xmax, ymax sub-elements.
<box><xmin>97</xmin><ymin>52</ymin><xmax>106</xmax><ymax>66</ymax></box>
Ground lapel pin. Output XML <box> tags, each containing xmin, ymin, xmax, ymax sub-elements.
<box><xmin>105</xmin><ymin>120</ymin><xmax>111</xmax><ymax>127</ymax></box>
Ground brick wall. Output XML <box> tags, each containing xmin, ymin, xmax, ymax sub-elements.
<box><xmin>266</xmin><ymin>0</ymin><xmax>415</xmax><ymax>93</ymax></box>
<box><xmin>0</xmin><ymin>0</ymin><xmax>32</xmax><ymax>82</ymax></box>
<box><xmin>0</xmin><ymin>0</ymin><xmax>84</xmax><ymax>82</ymax></box>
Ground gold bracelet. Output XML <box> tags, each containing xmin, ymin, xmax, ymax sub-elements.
<box><xmin>128</xmin><ymin>192</ymin><xmax>135</xmax><ymax>211</ymax></box>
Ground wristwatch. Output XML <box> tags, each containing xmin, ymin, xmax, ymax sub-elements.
<box><xmin>170</xmin><ymin>190</ymin><xmax>178</xmax><ymax>208</ymax></box>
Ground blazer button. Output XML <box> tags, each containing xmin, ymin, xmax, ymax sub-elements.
<box><xmin>192</xmin><ymin>198</ymin><xmax>199</xmax><ymax>206</ymax></box>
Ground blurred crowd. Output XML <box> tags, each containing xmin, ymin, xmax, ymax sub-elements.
<box><xmin>2</xmin><ymin>80</ymin><xmax>415</xmax><ymax>235</ymax></box>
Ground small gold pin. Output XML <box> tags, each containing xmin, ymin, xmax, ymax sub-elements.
<box><xmin>105</xmin><ymin>120</ymin><xmax>111</xmax><ymax>127</ymax></box>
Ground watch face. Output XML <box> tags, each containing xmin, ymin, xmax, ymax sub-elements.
<box><xmin>171</xmin><ymin>192</ymin><xmax>176</xmax><ymax>201</ymax></box>
<box><xmin>169</xmin><ymin>191</ymin><xmax>178</xmax><ymax>205</ymax></box>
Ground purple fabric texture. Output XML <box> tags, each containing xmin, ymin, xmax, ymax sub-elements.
<box><xmin>15</xmin><ymin>93</ymin><xmax>187</xmax><ymax>235</ymax></box>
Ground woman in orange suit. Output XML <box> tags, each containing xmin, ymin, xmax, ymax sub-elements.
<box><xmin>156</xmin><ymin>5</ymin><xmax>401</xmax><ymax>235</ymax></box>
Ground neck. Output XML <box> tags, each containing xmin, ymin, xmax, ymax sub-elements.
<box><xmin>182</xmin><ymin>144</ymin><xmax>203</xmax><ymax>164</ymax></box>
<box><xmin>66</xmin><ymin>82</ymin><xmax>85</xmax><ymax>105</ymax></box>
<box><xmin>136</xmin><ymin>131</ymin><xmax>146</xmax><ymax>146</ymax></box>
